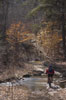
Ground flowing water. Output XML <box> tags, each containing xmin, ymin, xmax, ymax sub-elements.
<box><xmin>0</xmin><ymin>61</ymin><xmax>66</xmax><ymax>91</ymax></box>
<box><xmin>0</xmin><ymin>75</ymin><xmax>65</xmax><ymax>91</ymax></box>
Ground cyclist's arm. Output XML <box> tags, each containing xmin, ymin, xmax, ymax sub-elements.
<box><xmin>46</xmin><ymin>69</ymin><xmax>48</xmax><ymax>74</ymax></box>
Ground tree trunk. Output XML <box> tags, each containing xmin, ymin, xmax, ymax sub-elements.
<box><xmin>61</xmin><ymin>0</ymin><xmax>66</xmax><ymax>59</ymax></box>
<box><xmin>2</xmin><ymin>0</ymin><xmax>9</xmax><ymax>65</ymax></box>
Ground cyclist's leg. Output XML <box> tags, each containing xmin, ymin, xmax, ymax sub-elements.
<box><xmin>48</xmin><ymin>77</ymin><xmax>52</xmax><ymax>88</ymax></box>
<box><xmin>51</xmin><ymin>77</ymin><xmax>53</xmax><ymax>83</ymax></box>
<box><xmin>51</xmin><ymin>77</ymin><xmax>52</xmax><ymax>81</ymax></box>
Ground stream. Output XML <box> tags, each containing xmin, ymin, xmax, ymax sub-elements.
<box><xmin>0</xmin><ymin>61</ymin><xmax>66</xmax><ymax>91</ymax></box>
<box><xmin>0</xmin><ymin>75</ymin><xmax>65</xmax><ymax>91</ymax></box>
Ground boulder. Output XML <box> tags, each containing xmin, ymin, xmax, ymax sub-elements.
<box><xmin>23</xmin><ymin>74</ymin><xmax>32</xmax><ymax>78</ymax></box>
<box><xmin>55</xmin><ymin>71</ymin><xmax>61</xmax><ymax>76</ymax></box>
<box><xmin>62</xmin><ymin>71</ymin><xmax>66</xmax><ymax>78</ymax></box>
<box><xmin>32</xmin><ymin>70</ymin><xmax>44</xmax><ymax>76</ymax></box>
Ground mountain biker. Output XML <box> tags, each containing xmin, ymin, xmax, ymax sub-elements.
<box><xmin>46</xmin><ymin>65</ymin><xmax>55</xmax><ymax>88</ymax></box>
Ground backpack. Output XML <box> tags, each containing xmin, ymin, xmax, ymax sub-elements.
<box><xmin>48</xmin><ymin>68</ymin><xmax>53</xmax><ymax>73</ymax></box>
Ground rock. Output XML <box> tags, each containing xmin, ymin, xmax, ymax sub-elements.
<box><xmin>55</xmin><ymin>71</ymin><xmax>61</xmax><ymax>76</ymax></box>
<box><xmin>32</xmin><ymin>70</ymin><xmax>44</xmax><ymax>76</ymax></box>
<box><xmin>62</xmin><ymin>71</ymin><xmax>66</xmax><ymax>77</ymax></box>
<box><xmin>33</xmin><ymin>73</ymin><xmax>42</xmax><ymax>76</ymax></box>
<box><xmin>23</xmin><ymin>74</ymin><xmax>32</xmax><ymax>78</ymax></box>
<box><xmin>35</xmin><ymin>68</ymin><xmax>44</xmax><ymax>72</ymax></box>
<box><xmin>33</xmin><ymin>64</ymin><xmax>44</xmax><ymax>76</ymax></box>
<box><xmin>48</xmin><ymin>91</ymin><xmax>57</xmax><ymax>96</ymax></box>
<box><xmin>34</xmin><ymin>65</ymin><xmax>44</xmax><ymax>71</ymax></box>
<box><xmin>43</xmin><ymin>61</ymin><xmax>50</xmax><ymax>67</ymax></box>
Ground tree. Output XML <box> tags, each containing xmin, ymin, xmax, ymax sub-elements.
<box><xmin>0</xmin><ymin>0</ymin><xmax>9</xmax><ymax>65</ymax></box>
<box><xmin>61</xmin><ymin>0</ymin><xmax>66</xmax><ymax>59</ymax></box>
<box><xmin>6</xmin><ymin>22</ymin><xmax>35</xmax><ymax>66</ymax></box>
<box><xmin>28</xmin><ymin>0</ymin><xmax>66</xmax><ymax>59</ymax></box>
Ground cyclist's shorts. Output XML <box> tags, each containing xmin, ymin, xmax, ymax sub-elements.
<box><xmin>48</xmin><ymin>74</ymin><xmax>53</xmax><ymax>77</ymax></box>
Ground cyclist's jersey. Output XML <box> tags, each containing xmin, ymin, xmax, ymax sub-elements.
<box><xmin>46</xmin><ymin>69</ymin><xmax>54</xmax><ymax>75</ymax></box>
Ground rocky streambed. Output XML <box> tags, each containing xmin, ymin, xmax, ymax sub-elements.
<box><xmin>0</xmin><ymin>75</ymin><xmax>66</xmax><ymax>100</ymax></box>
<box><xmin>0</xmin><ymin>61</ymin><xmax>66</xmax><ymax>100</ymax></box>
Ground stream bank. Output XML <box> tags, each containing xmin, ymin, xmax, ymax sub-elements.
<box><xmin>0</xmin><ymin>61</ymin><xmax>66</xmax><ymax>100</ymax></box>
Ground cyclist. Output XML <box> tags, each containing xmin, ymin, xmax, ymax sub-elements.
<box><xmin>46</xmin><ymin>65</ymin><xmax>55</xmax><ymax>88</ymax></box>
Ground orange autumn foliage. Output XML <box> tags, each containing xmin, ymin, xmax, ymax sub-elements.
<box><xmin>6</xmin><ymin>22</ymin><xmax>34</xmax><ymax>44</ymax></box>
